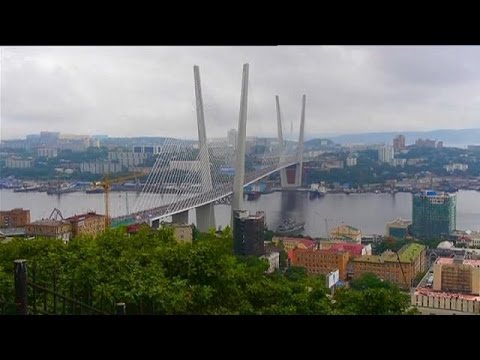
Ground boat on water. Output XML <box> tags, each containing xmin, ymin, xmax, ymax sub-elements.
<box><xmin>309</xmin><ymin>183</ymin><xmax>327</xmax><ymax>199</ymax></box>
<box><xmin>276</xmin><ymin>218</ymin><xmax>305</xmax><ymax>235</ymax></box>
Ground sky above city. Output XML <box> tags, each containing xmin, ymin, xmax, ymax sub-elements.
<box><xmin>1</xmin><ymin>46</ymin><xmax>480</xmax><ymax>140</ymax></box>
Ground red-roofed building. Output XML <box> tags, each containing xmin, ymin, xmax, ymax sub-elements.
<box><xmin>274</xmin><ymin>236</ymin><xmax>317</xmax><ymax>252</ymax></box>
<box><xmin>328</xmin><ymin>243</ymin><xmax>364</xmax><ymax>257</ymax></box>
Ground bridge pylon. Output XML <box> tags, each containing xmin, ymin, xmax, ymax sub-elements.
<box><xmin>231</xmin><ymin>63</ymin><xmax>249</xmax><ymax>226</ymax></box>
<box><xmin>280</xmin><ymin>94</ymin><xmax>306</xmax><ymax>189</ymax></box>
<box><xmin>193</xmin><ymin>65</ymin><xmax>216</xmax><ymax>232</ymax></box>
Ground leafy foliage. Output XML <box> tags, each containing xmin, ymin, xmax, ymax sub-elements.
<box><xmin>0</xmin><ymin>231</ymin><xmax>414</xmax><ymax>315</ymax></box>
<box><xmin>333</xmin><ymin>273</ymin><xmax>410</xmax><ymax>315</ymax></box>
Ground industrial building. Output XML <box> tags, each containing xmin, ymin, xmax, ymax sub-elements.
<box><xmin>412</xmin><ymin>190</ymin><xmax>456</xmax><ymax>240</ymax></box>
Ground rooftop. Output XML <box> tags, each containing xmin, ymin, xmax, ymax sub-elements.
<box><xmin>327</xmin><ymin>243</ymin><xmax>364</xmax><ymax>257</ymax></box>
<box><xmin>415</xmin><ymin>287</ymin><xmax>480</xmax><ymax>302</ymax></box>
<box><xmin>387</xmin><ymin>218</ymin><xmax>411</xmax><ymax>227</ymax></box>
<box><xmin>436</xmin><ymin>257</ymin><xmax>480</xmax><ymax>267</ymax></box>
<box><xmin>330</xmin><ymin>224</ymin><xmax>360</xmax><ymax>233</ymax></box>
<box><xmin>28</xmin><ymin>219</ymin><xmax>70</xmax><ymax>227</ymax></box>
<box><xmin>66</xmin><ymin>212</ymin><xmax>105</xmax><ymax>222</ymax></box>
<box><xmin>353</xmin><ymin>243</ymin><xmax>425</xmax><ymax>264</ymax></box>
<box><xmin>0</xmin><ymin>228</ymin><xmax>26</xmax><ymax>237</ymax></box>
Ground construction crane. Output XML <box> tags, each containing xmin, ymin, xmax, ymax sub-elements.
<box><xmin>394</xmin><ymin>251</ymin><xmax>409</xmax><ymax>290</ymax></box>
<box><xmin>93</xmin><ymin>172</ymin><xmax>147</xmax><ymax>229</ymax></box>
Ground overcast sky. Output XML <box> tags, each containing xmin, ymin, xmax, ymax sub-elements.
<box><xmin>1</xmin><ymin>46</ymin><xmax>480</xmax><ymax>140</ymax></box>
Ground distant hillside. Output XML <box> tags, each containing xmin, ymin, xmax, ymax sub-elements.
<box><xmin>319</xmin><ymin>128</ymin><xmax>480</xmax><ymax>147</ymax></box>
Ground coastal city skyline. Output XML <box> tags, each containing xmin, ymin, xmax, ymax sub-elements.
<box><xmin>1</xmin><ymin>46</ymin><xmax>480</xmax><ymax>316</ymax></box>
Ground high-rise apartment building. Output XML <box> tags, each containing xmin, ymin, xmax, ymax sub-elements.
<box><xmin>412</xmin><ymin>190</ymin><xmax>456</xmax><ymax>239</ymax></box>
<box><xmin>378</xmin><ymin>145</ymin><xmax>394</xmax><ymax>164</ymax></box>
<box><xmin>393</xmin><ymin>135</ymin><xmax>405</xmax><ymax>151</ymax></box>
<box><xmin>233</xmin><ymin>210</ymin><xmax>265</xmax><ymax>257</ymax></box>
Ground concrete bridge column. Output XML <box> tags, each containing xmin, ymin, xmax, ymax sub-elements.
<box><xmin>232</xmin><ymin>64</ymin><xmax>249</xmax><ymax>226</ymax></box>
<box><xmin>194</xmin><ymin>65</ymin><xmax>216</xmax><ymax>231</ymax></box>
<box><xmin>196</xmin><ymin>203</ymin><xmax>216</xmax><ymax>232</ymax></box>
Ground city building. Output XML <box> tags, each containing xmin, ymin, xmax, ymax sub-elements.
<box><xmin>273</xmin><ymin>236</ymin><xmax>316</xmax><ymax>251</ymax></box>
<box><xmin>352</xmin><ymin>243</ymin><xmax>427</xmax><ymax>290</ymax></box>
<box><xmin>6</xmin><ymin>157</ymin><xmax>34</xmax><ymax>168</ymax></box>
<box><xmin>291</xmin><ymin>247</ymin><xmax>350</xmax><ymax>280</ymax></box>
<box><xmin>412</xmin><ymin>190</ymin><xmax>456</xmax><ymax>240</ymax></box>
<box><xmin>329</xmin><ymin>224</ymin><xmax>362</xmax><ymax>243</ymax></box>
<box><xmin>393</xmin><ymin>135</ymin><xmax>406</xmax><ymax>151</ymax></box>
<box><xmin>412</xmin><ymin>256</ymin><xmax>480</xmax><ymax>314</ymax></box>
<box><xmin>378</xmin><ymin>145</ymin><xmax>394</xmax><ymax>164</ymax></box>
<box><xmin>0</xmin><ymin>228</ymin><xmax>26</xmax><ymax>241</ymax></box>
<box><xmin>65</xmin><ymin>212</ymin><xmax>106</xmax><ymax>238</ymax></box>
<box><xmin>433</xmin><ymin>255</ymin><xmax>480</xmax><ymax>294</ymax></box>
<box><xmin>443</xmin><ymin>163</ymin><xmax>468</xmax><ymax>172</ymax></box>
<box><xmin>132</xmin><ymin>145</ymin><xmax>161</xmax><ymax>155</ymax></box>
<box><xmin>392</xmin><ymin>158</ymin><xmax>406</xmax><ymax>167</ymax></box>
<box><xmin>37</xmin><ymin>146</ymin><xmax>58</xmax><ymax>158</ymax></box>
<box><xmin>260</xmin><ymin>252</ymin><xmax>280</xmax><ymax>274</ymax></box>
<box><xmin>415</xmin><ymin>138</ymin><xmax>437</xmax><ymax>148</ymax></box>
<box><xmin>80</xmin><ymin>161</ymin><xmax>123</xmax><ymax>174</ymax></box>
<box><xmin>57</xmin><ymin>134</ymin><xmax>91</xmax><ymax>152</ymax></box>
<box><xmin>25</xmin><ymin>219</ymin><xmax>72</xmax><ymax>242</ymax></box>
<box><xmin>345</xmin><ymin>156</ymin><xmax>357</xmax><ymax>167</ymax></box>
<box><xmin>468</xmin><ymin>145</ymin><xmax>480</xmax><ymax>151</ymax></box>
<box><xmin>326</xmin><ymin>242</ymin><xmax>372</xmax><ymax>259</ymax></box>
<box><xmin>386</xmin><ymin>218</ymin><xmax>411</xmax><ymax>240</ymax></box>
<box><xmin>436</xmin><ymin>141</ymin><xmax>443</xmax><ymax>149</ymax></box>
<box><xmin>39</xmin><ymin>131</ymin><xmax>60</xmax><ymax>147</ymax></box>
<box><xmin>233</xmin><ymin>210</ymin><xmax>265</xmax><ymax>257</ymax></box>
<box><xmin>108</xmin><ymin>151</ymin><xmax>148</xmax><ymax>168</ymax></box>
<box><xmin>450</xmin><ymin>230</ymin><xmax>480</xmax><ymax>248</ymax></box>
<box><xmin>0</xmin><ymin>208</ymin><xmax>31</xmax><ymax>228</ymax></box>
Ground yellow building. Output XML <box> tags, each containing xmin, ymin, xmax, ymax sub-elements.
<box><xmin>273</xmin><ymin>236</ymin><xmax>316</xmax><ymax>251</ymax></box>
<box><xmin>329</xmin><ymin>224</ymin><xmax>362</xmax><ymax>243</ymax></box>
<box><xmin>291</xmin><ymin>248</ymin><xmax>349</xmax><ymax>280</ymax></box>
<box><xmin>25</xmin><ymin>219</ymin><xmax>72</xmax><ymax>242</ymax></box>
<box><xmin>412</xmin><ymin>256</ymin><xmax>480</xmax><ymax>315</ymax></box>
<box><xmin>66</xmin><ymin>212</ymin><xmax>106</xmax><ymax>238</ymax></box>
<box><xmin>352</xmin><ymin>243</ymin><xmax>426</xmax><ymax>290</ymax></box>
<box><xmin>432</xmin><ymin>257</ymin><xmax>480</xmax><ymax>295</ymax></box>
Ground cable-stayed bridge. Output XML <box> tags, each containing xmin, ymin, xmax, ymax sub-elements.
<box><xmin>112</xmin><ymin>64</ymin><xmax>308</xmax><ymax>231</ymax></box>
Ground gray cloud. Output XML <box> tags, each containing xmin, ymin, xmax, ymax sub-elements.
<box><xmin>1</xmin><ymin>46</ymin><xmax>480</xmax><ymax>140</ymax></box>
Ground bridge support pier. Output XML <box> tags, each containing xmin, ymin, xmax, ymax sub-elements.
<box><xmin>196</xmin><ymin>203</ymin><xmax>216</xmax><ymax>232</ymax></box>
<box><xmin>172</xmin><ymin>210</ymin><xmax>189</xmax><ymax>225</ymax></box>
<box><xmin>281</xmin><ymin>164</ymin><xmax>303</xmax><ymax>188</ymax></box>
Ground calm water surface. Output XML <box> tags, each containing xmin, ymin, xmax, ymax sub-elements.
<box><xmin>1</xmin><ymin>189</ymin><xmax>479</xmax><ymax>237</ymax></box>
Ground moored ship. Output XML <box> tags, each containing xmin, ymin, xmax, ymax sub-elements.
<box><xmin>276</xmin><ymin>218</ymin><xmax>305</xmax><ymax>235</ymax></box>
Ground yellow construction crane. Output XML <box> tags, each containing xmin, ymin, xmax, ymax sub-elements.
<box><xmin>93</xmin><ymin>171</ymin><xmax>147</xmax><ymax>229</ymax></box>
